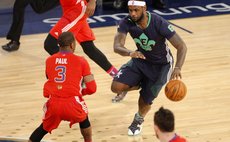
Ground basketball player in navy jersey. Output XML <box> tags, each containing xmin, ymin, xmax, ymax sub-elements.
<box><xmin>111</xmin><ymin>0</ymin><xmax>187</xmax><ymax>136</ymax></box>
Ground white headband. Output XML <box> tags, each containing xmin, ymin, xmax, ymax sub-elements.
<box><xmin>128</xmin><ymin>1</ymin><xmax>146</xmax><ymax>6</ymax></box>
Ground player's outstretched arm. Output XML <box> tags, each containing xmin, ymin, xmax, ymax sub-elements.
<box><xmin>169</xmin><ymin>33</ymin><xmax>187</xmax><ymax>79</ymax></box>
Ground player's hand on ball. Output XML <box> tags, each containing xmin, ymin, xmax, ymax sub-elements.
<box><xmin>171</xmin><ymin>67</ymin><xmax>182</xmax><ymax>80</ymax></box>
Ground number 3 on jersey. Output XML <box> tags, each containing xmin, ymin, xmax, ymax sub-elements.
<box><xmin>55</xmin><ymin>65</ymin><xmax>66</xmax><ymax>83</ymax></box>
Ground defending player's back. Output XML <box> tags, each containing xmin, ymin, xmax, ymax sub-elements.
<box><xmin>44</xmin><ymin>53</ymin><xmax>92</xmax><ymax>98</ymax></box>
<box><xmin>28</xmin><ymin>32</ymin><xmax>96</xmax><ymax>142</ymax></box>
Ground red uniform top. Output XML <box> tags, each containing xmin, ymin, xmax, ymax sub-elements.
<box><xmin>43</xmin><ymin>52</ymin><xmax>91</xmax><ymax>98</ymax></box>
<box><xmin>170</xmin><ymin>134</ymin><xmax>187</xmax><ymax>142</ymax></box>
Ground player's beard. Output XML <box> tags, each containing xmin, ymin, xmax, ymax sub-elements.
<box><xmin>133</xmin><ymin>11</ymin><xmax>144</xmax><ymax>23</ymax></box>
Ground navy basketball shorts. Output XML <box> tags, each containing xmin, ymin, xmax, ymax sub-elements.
<box><xmin>113</xmin><ymin>58</ymin><xmax>173</xmax><ymax>104</ymax></box>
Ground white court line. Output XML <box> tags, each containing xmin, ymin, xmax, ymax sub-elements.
<box><xmin>0</xmin><ymin>136</ymin><xmax>52</xmax><ymax>142</ymax></box>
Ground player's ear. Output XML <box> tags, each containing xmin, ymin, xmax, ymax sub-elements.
<box><xmin>154</xmin><ymin>124</ymin><xmax>160</xmax><ymax>134</ymax></box>
<box><xmin>69</xmin><ymin>42</ymin><xmax>73</xmax><ymax>49</ymax></box>
<box><xmin>70</xmin><ymin>42</ymin><xmax>76</xmax><ymax>51</ymax></box>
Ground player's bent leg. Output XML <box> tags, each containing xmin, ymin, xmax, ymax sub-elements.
<box><xmin>111</xmin><ymin>81</ymin><xmax>129</xmax><ymax>103</ymax></box>
<box><xmin>128</xmin><ymin>96</ymin><xmax>151</xmax><ymax>136</ymax></box>
<box><xmin>111</xmin><ymin>81</ymin><xmax>129</xmax><ymax>93</ymax></box>
<box><xmin>138</xmin><ymin>96</ymin><xmax>152</xmax><ymax>118</ymax></box>
<box><xmin>44</xmin><ymin>34</ymin><xmax>59</xmax><ymax>55</ymax></box>
<box><xmin>128</xmin><ymin>112</ymin><xmax>144</xmax><ymax>136</ymax></box>
<box><xmin>29</xmin><ymin>123</ymin><xmax>48</xmax><ymax>142</ymax></box>
<box><xmin>112</xmin><ymin>85</ymin><xmax>141</xmax><ymax>102</ymax></box>
<box><xmin>111</xmin><ymin>81</ymin><xmax>140</xmax><ymax>103</ymax></box>
<box><xmin>79</xmin><ymin>117</ymin><xmax>92</xmax><ymax>142</ymax></box>
<box><xmin>112</xmin><ymin>91</ymin><xmax>127</xmax><ymax>103</ymax></box>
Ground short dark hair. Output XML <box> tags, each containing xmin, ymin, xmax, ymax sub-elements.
<box><xmin>154</xmin><ymin>107</ymin><xmax>175</xmax><ymax>132</ymax></box>
<box><xmin>57</xmin><ymin>32</ymin><xmax>75</xmax><ymax>47</ymax></box>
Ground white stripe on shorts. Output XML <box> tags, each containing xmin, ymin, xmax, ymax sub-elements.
<box><xmin>62</xmin><ymin>1</ymin><xmax>87</xmax><ymax>32</ymax></box>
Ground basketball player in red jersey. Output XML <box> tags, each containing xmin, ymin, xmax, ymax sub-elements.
<box><xmin>28</xmin><ymin>32</ymin><xmax>96</xmax><ymax>142</ymax></box>
<box><xmin>154</xmin><ymin>107</ymin><xmax>187</xmax><ymax>142</ymax></box>
<box><xmin>44</xmin><ymin>0</ymin><xmax>126</xmax><ymax>103</ymax></box>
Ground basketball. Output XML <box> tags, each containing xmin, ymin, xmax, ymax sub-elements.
<box><xmin>164</xmin><ymin>80</ymin><xmax>187</xmax><ymax>101</ymax></box>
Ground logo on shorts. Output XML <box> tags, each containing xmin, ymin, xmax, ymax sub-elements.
<box><xmin>134</xmin><ymin>33</ymin><xmax>155</xmax><ymax>51</ymax></box>
<box><xmin>115</xmin><ymin>70</ymin><xmax>123</xmax><ymax>78</ymax></box>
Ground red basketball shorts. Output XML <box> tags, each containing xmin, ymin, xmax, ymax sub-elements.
<box><xmin>42</xmin><ymin>96</ymin><xmax>88</xmax><ymax>133</ymax></box>
<box><xmin>50</xmin><ymin>1</ymin><xmax>95</xmax><ymax>43</ymax></box>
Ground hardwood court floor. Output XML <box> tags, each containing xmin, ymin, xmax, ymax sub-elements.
<box><xmin>0</xmin><ymin>14</ymin><xmax>230</xmax><ymax>142</ymax></box>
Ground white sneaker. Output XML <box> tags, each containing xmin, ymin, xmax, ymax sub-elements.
<box><xmin>112</xmin><ymin>91</ymin><xmax>127</xmax><ymax>103</ymax></box>
<box><xmin>128</xmin><ymin>113</ymin><xmax>144</xmax><ymax>136</ymax></box>
<box><xmin>128</xmin><ymin>123</ymin><xmax>142</xmax><ymax>136</ymax></box>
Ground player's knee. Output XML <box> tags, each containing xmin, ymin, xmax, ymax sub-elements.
<box><xmin>44</xmin><ymin>34</ymin><xmax>59</xmax><ymax>55</ymax></box>
<box><xmin>111</xmin><ymin>83</ymin><xmax>118</xmax><ymax>93</ymax></box>
<box><xmin>111</xmin><ymin>81</ymin><xmax>125</xmax><ymax>93</ymax></box>
<box><xmin>79</xmin><ymin>117</ymin><xmax>91</xmax><ymax>129</ymax></box>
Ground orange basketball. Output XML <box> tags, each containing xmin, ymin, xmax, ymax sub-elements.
<box><xmin>164</xmin><ymin>80</ymin><xmax>187</xmax><ymax>101</ymax></box>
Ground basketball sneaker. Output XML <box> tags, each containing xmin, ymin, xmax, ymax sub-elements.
<box><xmin>128</xmin><ymin>113</ymin><xmax>144</xmax><ymax>136</ymax></box>
<box><xmin>2</xmin><ymin>40</ymin><xmax>20</xmax><ymax>52</ymax></box>
<box><xmin>112</xmin><ymin>91</ymin><xmax>127</xmax><ymax>103</ymax></box>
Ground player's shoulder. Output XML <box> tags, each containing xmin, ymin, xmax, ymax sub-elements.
<box><xmin>120</xmin><ymin>15</ymin><xmax>135</xmax><ymax>25</ymax></box>
<box><xmin>149</xmin><ymin>12</ymin><xmax>165</xmax><ymax>21</ymax></box>
<box><xmin>151</xmin><ymin>11</ymin><xmax>163</xmax><ymax>18</ymax></box>
<box><xmin>71</xmin><ymin>54</ymin><xmax>87</xmax><ymax>62</ymax></box>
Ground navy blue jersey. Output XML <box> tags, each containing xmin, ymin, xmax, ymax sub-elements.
<box><xmin>118</xmin><ymin>12</ymin><xmax>176</xmax><ymax>64</ymax></box>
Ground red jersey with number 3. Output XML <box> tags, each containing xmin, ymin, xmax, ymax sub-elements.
<box><xmin>43</xmin><ymin>52</ymin><xmax>91</xmax><ymax>98</ymax></box>
<box><xmin>42</xmin><ymin>52</ymin><xmax>92</xmax><ymax>133</ymax></box>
